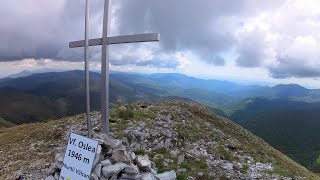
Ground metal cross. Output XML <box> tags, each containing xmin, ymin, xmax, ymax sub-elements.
<box><xmin>69</xmin><ymin>0</ymin><xmax>160</xmax><ymax>135</ymax></box>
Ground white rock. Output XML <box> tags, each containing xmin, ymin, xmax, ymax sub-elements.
<box><xmin>123</xmin><ymin>164</ymin><xmax>140</xmax><ymax>175</ymax></box>
<box><xmin>45</xmin><ymin>175</ymin><xmax>55</xmax><ymax>180</ymax></box>
<box><xmin>178</xmin><ymin>168</ymin><xmax>186</xmax><ymax>173</ymax></box>
<box><xmin>101</xmin><ymin>159</ymin><xmax>112</xmax><ymax>167</ymax></box>
<box><xmin>151</xmin><ymin>168</ymin><xmax>158</xmax><ymax>175</ymax></box>
<box><xmin>92</xmin><ymin>145</ymin><xmax>102</xmax><ymax>168</ymax></box>
<box><xmin>131</xmin><ymin>152</ymin><xmax>136</xmax><ymax>160</ymax></box>
<box><xmin>122</xmin><ymin>173</ymin><xmax>142</xmax><ymax>179</ymax></box>
<box><xmin>225</xmin><ymin>163</ymin><xmax>233</xmax><ymax>171</ymax></box>
<box><xmin>170</xmin><ymin>149</ymin><xmax>179</xmax><ymax>157</ymax></box>
<box><xmin>109</xmin><ymin>175</ymin><xmax>118</xmax><ymax>180</ymax></box>
<box><xmin>102</xmin><ymin>163</ymin><xmax>127</xmax><ymax>178</ymax></box>
<box><xmin>164</xmin><ymin>139</ymin><xmax>172</xmax><ymax>147</ymax></box>
<box><xmin>100</xmin><ymin>175</ymin><xmax>108</xmax><ymax>180</ymax></box>
<box><xmin>54</xmin><ymin>153</ymin><xmax>64</xmax><ymax>169</ymax></box>
<box><xmin>90</xmin><ymin>172</ymin><xmax>99</xmax><ymax>180</ymax></box>
<box><xmin>161</xmin><ymin>129</ymin><xmax>173</xmax><ymax>138</ymax></box>
<box><xmin>155</xmin><ymin>170</ymin><xmax>177</xmax><ymax>180</ymax></box>
<box><xmin>163</xmin><ymin>161</ymin><xmax>169</xmax><ymax>167</ymax></box>
<box><xmin>141</xmin><ymin>172</ymin><xmax>157</xmax><ymax>180</ymax></box>
<box><xmin>47</xmin><ymin>163</ymin><xmax>56</xmax><ymax>175</ymax></box>
<box><xmin>112</xmin><ymin>148</ymin><xmax>130</xmax><ymax>163</ymax></box>
<box><xmin>93</xmin><ymin>163</ymin><xmax>102</xmax><ymax>177</ymax></box>
<box><xmin>178</xmin><ymin>155</ymin><xmax>184</xmax><ymax>164</ymax></box>
<box><xmin>135</xmin><ymin>155</ymin><xmax>151</xmax><ymax>172</ymax></box>
<box><xmin>54</xmin><ymin>172</ymin><xmax>59</xmax><ymax>180</ymax></box>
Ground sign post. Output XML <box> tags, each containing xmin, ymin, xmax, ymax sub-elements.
<box><xmin>59</xmin><ymin>133</ymin><xmax>98</xmax><ymax>180</ymax></box>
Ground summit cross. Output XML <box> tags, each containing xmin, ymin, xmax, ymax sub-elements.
<box><xmin>69</xmin><ymin>0</ymin><xmax>160</xmax><ymax>135</ymax></box>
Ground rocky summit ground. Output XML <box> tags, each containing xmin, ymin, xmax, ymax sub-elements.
<box><xmin>0</xmin><ymin>100</ymin><xmax>319</xmax><ymax>180</ymax></box>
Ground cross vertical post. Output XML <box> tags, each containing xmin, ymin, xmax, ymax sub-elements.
<box><xmin>69</xmin><ymin>0</ymin><xmax>159</xmax><ymax>136</ymax></box>
<box><xmin>101</xmin><ymin>0</ymin><xmax>110</xmax><ymax>134</ymax></box>
<box><xmin>84</xmin><ymin>0</ymin><xmax>92</xmax><ymax>138</ymax></box>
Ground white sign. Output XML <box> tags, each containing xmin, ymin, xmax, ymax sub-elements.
<box><xmin>59</xmin><ymin>133</ymin><xmax>98</xmax><ymax>180</ymax></box>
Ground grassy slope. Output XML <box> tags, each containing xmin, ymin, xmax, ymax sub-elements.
<box><xmin>230</xmin><ymin>98</ymin><xmax>320</xmax><ymax>172</ymax></box>
<box><xmin>0</xmin><ymin>117</ymin><xmax>15</xmax><ymax>128</ymax></box>
<box><xmin>0</xmin><ymin>101</ymin><xmax>318</xmax><ymax>179</ymax></box>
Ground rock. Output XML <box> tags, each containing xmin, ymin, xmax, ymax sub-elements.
<box><xmin>123</xmin><ymin>164</ymin><xmax>140</xmax><ymax>175</ymax></box>
<box><xmin>225</xmin><ymin>163</ymin><xmax>233</xmax><ymax>171</ymax></box>
<box><xmin>178</xmin><ymin>168</ymin><xmax>187</xmax><ymax>173</ymax></box>
<box><xmin>90</xmin><ymin>172</ymin><xmax>99</xmax><ymax>180</ymax></box>
<box><xmin>170</xmin><ymin>149</ymin><xmax>179</xmax><ymax>157</ymax></box>
<box><xmin>100</xmin><ymin>175</ymin><xmax>108</xmax><ymax>180</ymax></box>
<box><xmin>93</xmin><ymin>145</ymin><xmax>102</xmax><ymax>168</ymax></box>
<box><xmin>164</xmin><ymin>139</ymin><xmax>172</xmax><ymax>147</ymax></box>
<box><xmin>121</xmin><ymin>173</ymin><xmax>142</xmax><ymax>180</ymax></box>
<box><xmin>112</xmin><ymin>139</ymin><xmax>123</xmax><ymax>149</ymax></box>
<box><xmin>141</xmin><ymin>172</ymin><xmax>157</xmax><ymax>180</ymax></box>
<box><xmin>54</xmin><ymin>153</ymin><xmax>64</xmax><ymax>169</ymax></box>
<box><xmin>54</xmin><ymin>172</ymin><xmax>59</xmax><ymax>180</ymax></box>
<box><xmin>101</xmin><ymin>159</ymin><xmax>112</xmax><ymax>167</ymax></box>
<box><xmin>161</xmin><ymin>129</ymin><xmax>173</xmax><ymax>138</ymax></box>
<box><xmin>197</xmin><ymin>172</ymin><xmax>204</xmax><ymax>176</ymax></box>
<box><xmin>47</xmin><ymin>163</ymin><xmax>56</xmax><ymax>175</ymax></box>
<box><xmin>163</xmin><ymin>162</ymin><xmax>169</xmax><ymax>167</ymax></box>
<box><xmin>130</xmin><ymin>152</ymin><xmax>136</xmax><ymax>160</ymax></box>
<box><xmin>93</xmin><ymin>163</ymin><xmax>102</xmax><ymax>177</ymax></box>
<box><xmin>54</xmin><ymin>146</ymin><xmax>65</xmax><ymax>153</ymax></box>
<box><xmin>119</xmin><ymin>105</ymin><xmax>127</xmax><ymax>111</ymax></box>
<box><xmin>151</xmin><ymin>168</ymin><xmax>158</xmax><ymax>175</ymax></box>
<box><xmin>122</xmin><ymin>137</ymin><xmax>129</xmax><ymax>146</ymax></box>
<box><xmin>112</xmin><ymin>148</ymin><xmax>131</xmax><ymax>163</ymax></box>
<box><xmin>156</xmin><ymin>140</ymin><xmax>165</xmax><ymax>149</ymax></box>
<box><xmin>178</xmin><ymin>155</ymin><xmax>185</xmax><ymax>164</ymax></box>
<box><xmin>155</xmin><ymin>170</ymin><xmax>177</xmax><ymax>180</ymax></box>
<box><xmin>102</xmin><ymin>163</ymin><xmax>127</xmax><ymax>178</ymax></box>
<box><xmin>150</xmin><ymin>161</ymin><xmax>156</xmax><ymax>170</ymax></box>
<box><xmin>45</xmin><ymin>175</ymin><xmax>55</xmax><ymax>180</ymax></box>
<box><xmin>135</xmin><ymin>155</ymin><xmax>151</xmax><ymax>172</ymax></box>
<box><xmin>110</xmin><ymin>175</ymin><xmax>117</xmax><ymax>180</ymax></box>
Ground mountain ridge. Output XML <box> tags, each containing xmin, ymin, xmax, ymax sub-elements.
<box><xmin>0</xmin><ymin>101</ymin><xmax>318</xmax><ymax>179</ymax></box>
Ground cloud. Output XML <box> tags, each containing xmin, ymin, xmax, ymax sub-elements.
<box><xmin>115</xmin><ymin>0</ymin><xmax>281</xmax><ymax>64</ymax></box>
<box><xmin>0</xmin><ymin>0</ymin><xmax>104</xmax><ymax>61</ymax></box>
<box><xmin>0</xmin><ymin>0</ymin><xmax>279</xmax><ymax>63</ymax></box>
<box><xmin>235</xmin><ymin>29</ymin><xmax>268</xmax><ymax>67</ymax></box>
<box><xmin>2</xmin><ymin>0</ymin><xmax>320</xmax><ymax>79</ymax></box>
<box><xmin>234</xmin><ymin>0</ymin><xmax>320</xmax><ymax>78</ymax></box>
<box><xmin>268</xmin><ymin>35</ymin><xmax>320</xmax><ymax>78</ymax></box>
<box><xmin>210</xmin><ymin>56</ymin><xmax>225</xmax><ymax>66</ymax></box>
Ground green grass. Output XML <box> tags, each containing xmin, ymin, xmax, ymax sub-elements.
<box><xmin>241</xmin><ymin>164</ymin><xmax>249</xmax><ymax>174</ymax></box>
<box><xmin>0</xmin><ymin>117</ymin><xmax>15</xmax><ymax>128</ymax></box>
<box><xmin>133</xmin><ymin>109</ymin><xmax>156</xmax><ymax>120</ymax></box>
<box><xmin>0</xmin><ymin>101</ymin><xmax>319</xmax><ymax>180</ymax></box>
<box><xmin>135</xmin><ymin>149</ymin><xmax>147</xmax><ymax>156</ymax></box>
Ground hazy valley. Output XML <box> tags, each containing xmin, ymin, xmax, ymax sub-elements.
<box><xmin>1</xmin><ymin>70</ymin><xmax>320</xmax><ymax>175</ymax></box>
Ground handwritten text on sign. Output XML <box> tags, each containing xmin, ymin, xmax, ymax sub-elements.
<box><xmin>59</xmin><ymin>133</ymin><xmax>98</xmax><ymax>180</ymax></box>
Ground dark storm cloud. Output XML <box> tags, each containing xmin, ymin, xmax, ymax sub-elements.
<box><xmin>0</xmin><ymin>0</ymin><xmax>104</xmax><ymax>61</ymax></box>
<box><xmin>1</xmin><ymin>0</ymin><xmax>291</xmax><ymax>72</ymax></box>
<box><xmin>114</xmin><ymin>0</ymin><xmax>282</xmax><ymax>64</ymax></box>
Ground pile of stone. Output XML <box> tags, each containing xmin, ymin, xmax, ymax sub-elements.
<box><xmin>45</xmin><ymin>132</ymin><xmax>177</xmax><ymax>180</ymax></box>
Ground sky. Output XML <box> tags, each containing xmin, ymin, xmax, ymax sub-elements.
<box><xmin>1</xmin><ymin>0</ymin><xmax>320</xmax><ymax>88</ymax></box>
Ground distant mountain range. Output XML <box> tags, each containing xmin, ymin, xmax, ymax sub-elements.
<box><xmin>0</xmin><ymin>70</ymin><xmax>320</xmax><ymax>172</ymax></box>
<box><xmin>4</xmin><ymin>68</ymin><xmax>64</xmax><ymax>79</ymax></box>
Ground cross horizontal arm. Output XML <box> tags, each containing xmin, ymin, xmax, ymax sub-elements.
<box><xmin>69</xmin><ymin>33</ymin><xmax>160</xmax><ymax>48</ymax></box>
